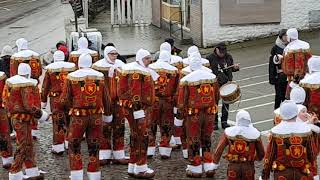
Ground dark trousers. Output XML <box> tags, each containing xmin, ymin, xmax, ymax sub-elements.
<box><xmin>274</xmin><ymin>80</ymin><xmax>287</xmax><ymax>109</ymax></box>
<box><xmin>215</xmin><ymin>101</ymin><xmax>229</xmax><ymax>125</ymax></box>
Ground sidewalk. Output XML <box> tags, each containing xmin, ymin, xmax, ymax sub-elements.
<box><xmin>90</xmin><ymin>10</ymin><xmax>188</xmax><ymax>57</ymax></box>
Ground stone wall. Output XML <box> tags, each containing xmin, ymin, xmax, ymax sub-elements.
<box><xmin>201</xmin><ymin>0</ymin><xmax>320</xmax><ymax>47</ymax></box>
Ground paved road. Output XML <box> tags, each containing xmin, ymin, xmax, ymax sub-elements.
<box><xmin>0</xmin><ymin>0</ymin><xmax>73</xmax><ymax>54</ymax></box>
<box><xmin>0</xmin><ymin>0</ymin><xmax>54</xmax><ymax>27</ymax></box>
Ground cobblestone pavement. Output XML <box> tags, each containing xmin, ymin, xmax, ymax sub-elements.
<box><xmin>0</xmin><ymin>120</ymin><xmax>265</xmax><ymax>180</ymax></box>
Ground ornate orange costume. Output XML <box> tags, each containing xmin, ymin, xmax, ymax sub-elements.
<box><xmin>41</xmin><ymin>51</ymin><xmax>76</xmax><ymax>155</ymax></box>
<box><xmin>10</xmin><ymin>38</ymin><xmax>43</xmax><ymax>140</ymax></box>
<box><xmin>213</xmin><ymin>110</ymin><xmax>265</xmax><ymax>180</ymax></box>
<box><xmin>262</xmin><ymin>101</ymin><xmax>317</xmax><ymax>180</ymax></box>
<box><xmin>60</xmin><ymin>54</ymin><xmax>112</xmax><ymax>180</ymax></box>
<box><xmin>176</xmin><ymin>55</ymin><xmax>218</xmax><ymax>178</ymax></box>
<box><xmin>147</xmin><ymin>51</ymin><xmax>179</xmax><ymax>158</ymax></box>
<box><xmin>118</xmin><ymin>49</ymin><xmax>157</xmax><ymax>179</ymax></box>
<box><xmin>4</xmin><ymin>63</ymin><xmax>48</xmax><ymax>180</ymax></box>
<box><xmin>0</xmin><ymin>72</ymin><xmax>13</xmax><ymax>170</ymax></box>
<box><xmin>92</xmin><ymin>46</ymin><xmax>128</xmax><ymax>165</ymax></box>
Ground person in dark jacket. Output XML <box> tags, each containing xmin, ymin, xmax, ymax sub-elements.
<box><xmin>207</xmin><ymin>42</ymin><xmax>240</xmax><ymax>130</ymax></box>
<box><xmin>269</xmin><ymin>29</ymin><xmax>288</xmax><ymax>109</ymax></box>
<box><xmin>102</xmin><ymin>43</ymin><xmax>127</xmax><ymax>63</ymax></box>
<box><xmin>0</xmin><ymin>45</ymin><xmax>13</xmax><ymax>77</ymax></box>
<box><xmin>165</xmin><ymin>38</ymin><xmax>182</xmax><ymax>56</ymax></box>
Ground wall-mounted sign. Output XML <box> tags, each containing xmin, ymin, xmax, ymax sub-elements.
<box><xmin>220</xmin><ymin>0</ymin><xmax>281</xmax><ymax>25</ymax></box>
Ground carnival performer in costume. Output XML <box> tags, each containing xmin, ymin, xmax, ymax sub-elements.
<box><xmin>69</xmin><ymin>37</ymin><xmax>99</xmax><ymax>68</ymax></box>
<box><xmin>118</xmin><ymin>49</ymin><xmax>158</xmax><ymax>178</ymax></box>
<box><xmin>177</xmin><ymin>54</ymin><xmax>218</xmax><ymax>178</ymax></box>
<box><xmin>41</xmin><ymin>50</ymin><xmax>76</xmax><ymax>155</ymax></box>
<box><xmin>213</xmin><ymin>110</ymin><xmax>265</xmax><ymax>180</ymax></box>
<box><xmin>92</xmin><ymin>46</ymin><xmax>128</xmax><ymax>165</ymax></box>
<box><xmin>60</xmin><ymin>53</ymin><xmax>112</xmax><ymax>180</ymax></box>
<box><xmin>300</xmin><ymin>56</ymin><xmax>320</xmax><ymax>118</ymax></box>
<box><xmin>10</xmin><ymin>38</ymin><xmax>42</xmax><ymax>140</ymax></box>
<box><xmin>183</xmin><ymin>46</ymin><xmax>210</xmax><ymax>68</ymax></box>
<box><xmin>0</xmin><ymin>70</ymin><xmax>13</xmax><ymax>170</ymax></box>
<box><xmin>147</xmin><ymin>50</ymin><xmax>179</xmax><ymax>158</ymax></box>
<box><xmin>261</xmin><ymin>100</ymin><xmax>317</xmax><ymax>180</ymax></box>
<box><xmin>4</xmin><ymin>63</ymin><xmax>48</xmax><ymax>180</ymax></box>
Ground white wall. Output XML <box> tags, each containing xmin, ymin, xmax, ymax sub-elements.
<box><xmin>202</xmin><ymin>0</ymin><xmax>320</xmax><ymax>47</ymax></box>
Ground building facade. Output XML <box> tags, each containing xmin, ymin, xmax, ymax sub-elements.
<box><xmin>152</xmin><ymin>0</ymin><xmax>320</xmax><ymax>47</ymax></box>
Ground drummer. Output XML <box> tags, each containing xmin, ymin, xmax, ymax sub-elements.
<box><xmin>207</xmin><ymin>42</ymin><xmax>240</xmax><ymax>129</ymax></box>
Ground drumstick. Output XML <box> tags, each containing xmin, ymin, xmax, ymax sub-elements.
<box><xmin>222</xmin><ymin>63</ymin><xmax>240</xmax><ymax>70</ymax></box>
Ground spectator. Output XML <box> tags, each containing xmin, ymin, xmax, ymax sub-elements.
<box><xmin>165</xmin><ymin>38</ymin><xmax>182</xmax><ymax>56</ymax></box>
<box><xmin>0</xmin><ymin>45</ymin><xmax>13</xmax><ymax>77</ymax></box>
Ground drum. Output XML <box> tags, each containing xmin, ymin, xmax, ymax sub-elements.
<box><xmin>282</xmin><ymin>49</ymin><xmax>312</xmax><ymax>78</ymax></box>
<box><xmin>219</xmin><ymin>82</ymin><xmax>241</xmax><ymax>104</ymax></box>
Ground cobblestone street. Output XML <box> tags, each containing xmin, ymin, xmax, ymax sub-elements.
<box><xmin>1</xmin><ymin>0</ymin><xmax>320</xmax><ymax>179</ymax></box>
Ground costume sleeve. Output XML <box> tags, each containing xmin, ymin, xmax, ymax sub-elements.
<box><xmin>307</xmin><ymin>134</ymin><xmax>318</xmax><ymax>163</ymax></box>
<box><xmin>2</xmin><ymin>84</ymin><xmax>9</xmax><ymax>109</ymax></box>
<box><xmin>261</xmin><ymin>135</ymin><xmax>276</xmax><ymax>180</ymax></box>
<box><xmin>60</xmin><ymin>79</ymin><xmax>72</xmax><ymax>109</ymax></box>
<box><xmin>255</xmin><ymin>137</ymin><xmax>265</xmax><ymax>161</ymax></box>
<box><xmin>117</xmin><ymin>73</ymin><xmax>130</xmax><ymax>100</ymax></box>
<box><xmin>102</xmin><ymin>80</ymin><xmax>112</xmax><ymax>116</ymax></box>
<box><xmin>176</xmin><ymin>83</ymin><xmax>188</xmax><ymax>109</ymax></box>
<box><xmin>9</xmin><ymin>58</ymin><xmax>18</xmax><ymax>77</ymax></box>
<box><xmin>21</xmin><ymin>86</ymin><xmax>41</xmax><ymax>117</ymax></box>
<box><xmin>41</xmin><ymin>71</ymin><xmax>51</xmax><ymax>103</ymax></box>
<box><xmin>0</xmin><ymin>78</ymin><xmax>6</xmax><ymax>106</ymax></box>
<box><xmin>213</xmin><ymin>133</ymin><xmax>228</xmax><ymax>164</ymax></box>
<box><xmin>129</xmin><ymin>73</ymin><xmax>143</xmax><ymax>111</ymax></box>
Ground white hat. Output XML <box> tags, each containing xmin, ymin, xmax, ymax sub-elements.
<box><xmin>53</xmin><ymin>50</ymin><xmax>65</xmax><ymax>62</ymax></box>
<box><xmin>1</xmin><ymin>45</ymin><xmax>13</xmax><ymax>57</ymax></box>
<box><xmin>104</xmin><ymin>46</ymin><xmax>117</xmax><ymax>58</ymax></box>
<box><xmin>158</xmin><ymin>50</ymin><xmax>171</xmax><ymax>63</ymax></box>
<box><xmin>280</xmin><ymin>100</ymin><xmax>298</xmax><ymax>120</ymax></box>
<box><xmin>189</xmin><ymin>52</ymin><xmax>202</xmax><ymax>71</ymax></box>
<box><xmin>290</xmin><ymin>86</ymin><xmax>306</xmax><ymax>104</ymax></box>
<box><xmin>16</xmin><ymin>38</ymin><xmax>28</xmax><ymax>52</ymax></box>
<box><xmin>18</xmin><ymin>63</ymin><xmax>31</xmax><ymax>77</ymax></box>
<box><xmin>159</xmin><ymin>42</ymin><xmax>171</xmax><ymax>53</ymax></box>
<box><xmin>78</xmin><ymin>53</ymin><xmax>92</xmax><ymax>68</ymax></box>
<box><xmin>136</xmin><ymin>49</ymin><xmax>151</xmax><ymax>67</ymax></box>
<box><xmin>297</xmin><ymin>104</ymin><xmax>307</xmax><ymax>113</ymax></box>
<box><xmin>287</xmin><ymin>28</ymin><xmax>298</xmax><ymax>41</ymax></box>
<box><xmin>78</xmin><ymin>37</ymin><xmax>88</xmax><ymax>49</ymax></box>
<box><xmin>236</xmin><ymin>110</ymin><xmax>252</xmax><ymax>127</ymax></box>
<box><xmin>187</xmin><ymin>46</ymin><xmax>199</xmax><ymax>57</ymax></box>
<box><xmin>308</xmin><ymin>56</ymin><xmax>320</xmax><ymax>73</ymax></box>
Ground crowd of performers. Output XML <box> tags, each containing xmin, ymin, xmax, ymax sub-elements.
<box><xmin>0</xmin><ymin>27</ymin><xmax>319</xmax><ymax>180</ymax></box>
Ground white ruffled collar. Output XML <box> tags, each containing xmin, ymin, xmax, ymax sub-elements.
<box><xmin>149</xmin><ymin>61</ymin><xmax>178</xmax><ymax>71</ymax></box>
<box><xmin>180</xmin><ymin>69</ymin><xmax>216</xmax><ymax>83</ymax></box>
<box><xmin>68</xmin><ymin>68</ymin><xmax>103</xmax><ymax>78</ymax></box>
<box><xmin>12</xmin><ymin>49</ymin><xmax>39</xmax><ymax>58</ymax></box>
<box><xmin>300</xmin><ymin>72</ymin><xmax>320</xmax><ymax>85</ymax></box>
<box><xmin>45</xmin><ymin>61</ymin><xmax>75</xmax><ymax>70</ymax></box>
<box><xmin>6</xmin><ymin>75</ymin><xmax>37</xmax><ymax>86</ymax></box>
<box><xmin>271</xmin><ymin>121</ymin><xmax>311</xmax><ymax>135</ymax></box>
<box><xmin>225</xmin><ymin>125</ymin><xmax>261</xmax><ymax>140</ymax></box>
